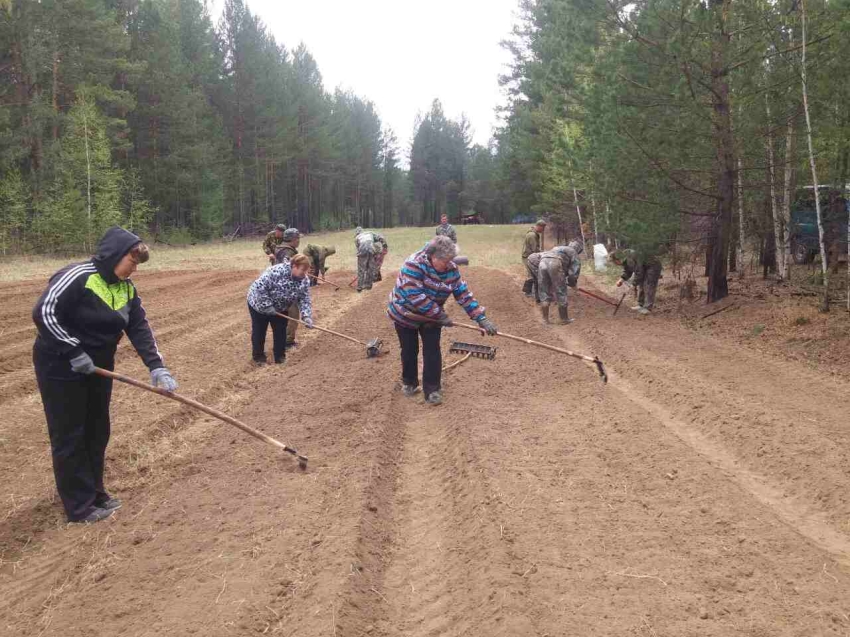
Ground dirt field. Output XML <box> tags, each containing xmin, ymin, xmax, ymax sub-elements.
<box><xmin>2</xmin><ymin>249</ymin><xmax>850</xmax><ymax>636</ymax></box>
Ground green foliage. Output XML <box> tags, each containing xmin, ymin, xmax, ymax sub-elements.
<box><xmin>0</xmin><ymin>168</ymin><xmax>27</xmax><ymax>253</ymax></box>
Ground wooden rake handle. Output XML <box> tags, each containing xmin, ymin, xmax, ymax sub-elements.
<box><xmin>94</xmin><ymin>368</ymin><xmax>308</xmax><ymax>465</ymax></box>
<box><xmin>451</xmin><ymin>323</ymin><xmax>607</xmax><ymax>383</ymax></box>
<box><xmin>308</xmin><ymin>273</ymin><xmax>341</xmax><ymax>289</ymax></box>
<box><xmin>276</xmin><ymin>313</ymin><xmax>366</xmax><ymax>347</ymax></box>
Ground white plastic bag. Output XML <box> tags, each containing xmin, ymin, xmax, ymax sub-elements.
<box><xmin>593</xmin><ymin>243</ymin><xmax>608</xmax><ymax>272</ymax></box>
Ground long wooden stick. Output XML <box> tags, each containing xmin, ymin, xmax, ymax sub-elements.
<box><xmin>277</xmin><ymin>313</ymin><xmax>366</xmax><ymax>347</ymax></box>
<box><xmin>577</xmin><ymin>287</ymin><xmax>618</xmax><ymax>307</ymax></box>
<box><xmin>451</xmin><ymin>323</ymin><xmax>607</xmax><ymax>382</ymax></box>
<box><xmin>308</xmin><ymin>273</ymin><xmax>341</xmax><ymax>289</ymax></box>
<box><xmin>442</xmin><ymin>352</ymin><xmax>472</xmax><ymax>372</ymax></box>
<box><xmin>94</xmin><ymin>368</ymin><xmax>307</xmax><ymax>465</ymax></box>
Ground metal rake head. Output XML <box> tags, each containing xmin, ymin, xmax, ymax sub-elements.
<box><xmin>449</xmin><ymin>341</ymin><xmax>497</xmax><ymax>360</ymax></box>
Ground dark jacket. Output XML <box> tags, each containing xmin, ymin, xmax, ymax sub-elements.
<box><xmin>32</xmin><ymin>227</ymin><xmax>164</xmax><ymax>370</ymax></box>
<box><xmin>274</xmin><ymin>242</ymin><xmax>298</xmax><ymax>264</ymax></box>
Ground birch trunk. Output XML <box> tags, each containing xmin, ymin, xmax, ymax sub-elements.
<box><xmin>766</xmin><ymin>96</ymin><xmax>783</xmax><ymax>281</ymax></box>
<box><xmin>800</xmin><ymin>0</ymin><xmax>830</xmax><ymax>311</ymax></box>
<box><xmin>572</xmin><ymin>187</ymin><xmax>586</xmax><ymax>248</ymax></box>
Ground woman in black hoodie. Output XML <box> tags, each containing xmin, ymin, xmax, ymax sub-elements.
<box><xmin>32</xmin><ymin>227</ymin><xmax>177</xmax><ymax>524</ymax></box>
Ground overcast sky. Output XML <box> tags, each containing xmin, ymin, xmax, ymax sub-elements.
<box><xmin>208</xmin><ymin>0</ymin><xmax>518</xmax><ymax>153</ymax></box>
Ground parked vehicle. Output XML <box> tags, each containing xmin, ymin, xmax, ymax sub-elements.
<box><xmin>511</xmin><ymin>213</ymin><xmax>537</xmax><ymax>225</ymax></box>
<box><xmin>789</xmin><ymin>187</ymin><xmax>849</xmax><ymax>265</ymax></box>
<box><xmin>461</xmin><ymin>212</ymin><xmax>483</xmax><ymax>225</ymax></box>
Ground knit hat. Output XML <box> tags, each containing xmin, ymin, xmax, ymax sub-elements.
<box><xmin>283</xmin><ymin>228</ymin><xmax>300</xmax><ymax>242</ymax></box>
<box><xmin>275</xmin><ymin>223</ymin><xmax>286</xmax><ymax>231</ymax></box>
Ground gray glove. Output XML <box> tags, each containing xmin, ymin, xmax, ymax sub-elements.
<box><xmin>438</xmin><ymin>315</ymin><xmax>454</xmax><ymax>327</ymax></box>
<box><xmin>303</xmin><ymin>316</ymin><xmax>314</xmax><ymax>328</ymax></box>
<box><xmin>567</xmin><ymin>275</ymin><xmax>578</xmax><ymax>288</ymax></box>
<box><xmin>151</xmin><ymin>367</ymin><xmax>178</xmax><ymax>392</ymax></box>
<box><xmin>478</xmin><ymin>318</ymin><xmax>498</xmax><ymax>336</ymax></box>
<box><xmin>262</xmin><ymin>305</ymin><xmax>278</xmax><ymax>316</ymax></box>
<box><xmin>70</xmin><ymin>352</ymin><xmax>96</xmax><ymax>375</ymax></box>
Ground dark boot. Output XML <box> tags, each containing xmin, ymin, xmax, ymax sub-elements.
<box><xmin>522</xmin><ymin>279</ymin><xmax>533</xmax><ymax>295</ymax></box>
<box><xmin>558</xmin><ymin>306</ymin><xmax>574</xmax><ymax>325</ymax></box>
<box><xmin>541</xmin><ymin>305</ymin><xmax>550</xmax><ymax>323</ymax></box>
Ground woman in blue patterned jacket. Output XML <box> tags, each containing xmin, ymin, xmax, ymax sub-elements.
<box><xmin>247</xmin><ymin>254</ymin><xmax>314</xmax><ymax>365</ymax></box>
<box><xmin>388</xmin><ymin>235</ymin><xmax>497</xmax><ymax>405</ymax></box>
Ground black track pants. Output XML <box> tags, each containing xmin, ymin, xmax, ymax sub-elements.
<box><xmin>249</xmin><ymin>303</ymin><xmax>288</xmax><ymax>362</ymax></box>
<box><xmin>395</xmin><ymin>322</ymin><xmax>442</xmax><ymax>398</ymax></box>
<box><xmin>33</xmin><ymin>342</ymin><xmax>114</xmax><ymax>522</ymax></box>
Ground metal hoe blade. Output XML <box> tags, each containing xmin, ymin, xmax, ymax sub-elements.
<box><xmin>449</xmin><ymin>341</ymin><xmax>497</xmax><ymax>360</ymax></box>
<box><xmin>366</xmin><ymin>338</ymin><xmax>383</xmax><ymax>358</ymax></box>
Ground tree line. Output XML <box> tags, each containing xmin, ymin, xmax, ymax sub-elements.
<box><xmin>496</xmin><ymin>0</ymin><xmax>850</xmax><ymax>308</ymax></box>
<box><xmin>0</xmin><ymin>0</ymin><xmax>510</xmax><ymax>255</ymax></box>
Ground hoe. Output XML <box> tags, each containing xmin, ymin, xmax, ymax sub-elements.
<box><xmin>576</xmin><ymin>287</ymin><xmax>627</xmax><ymax>316</ymax></box>
<box><xmin>94</xmin><ymin>368</ymin><xmax>309</xmax><ymax>469</ymax></box>
<box><xmin>450</xmin><ymin>323</ymin><xmax>607</xmax><ymax>383</ymax></box>
<box><xmin>280</xmin><ymin>313</ymin><xmax>384</xmax><ymax>358</ymax></box>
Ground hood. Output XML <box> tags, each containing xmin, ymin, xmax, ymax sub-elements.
<box><xmin>568</xmin><ymin>239</ymin><xmax>584</xmax><ymax>255</ymax></box>
<box><xmin>92</xmin><ymin>226</ymin><xmax>142</xmax><ymax>283</ymax></box>
<box><xmin>325</xmin><ymin>246</ymin><xmax>336</xmax><ymax>257</ymax></box>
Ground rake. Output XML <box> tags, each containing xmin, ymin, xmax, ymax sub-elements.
<box><xmin>577</xmin><ymin>287</ymin><xmax>627</xmax><ymax>316</ymax></box>
<box><xmin>279</xmin><ymin>313</ymin><xmax>384</xmax><ymax>358</ymax></box>
<box><xmin>450</xmin><ymin>323</ymin><xmax>607</xmax><ymax>383</ymax></box>
<box><xmin>94</xmin><ymin>368</ymin><xmax>308</xmax><ymax>469</ymax></box>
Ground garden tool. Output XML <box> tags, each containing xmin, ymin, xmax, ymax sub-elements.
<box><xmin>309</xmin><ymin>273</ymin><xmax>341</xmax><ymax>290</ymax></box>
<box><xmin>279</xmin><ymin>313</ymin><xmax>383</xmax><ymax>357</ymax></box>
<box><xmin>94</xmin><ymin>368</ymin><xmax>308</xmax><ymax>469</ymax></box>
<box><xmin>577</xmin><ymin>287</ymin><xmax>626</xmax><ymax>316</ymax></box>
<box><xmin>450</xmin><ymin>323</ymin><xmax>607</xmax><ymax>383</ymax></box>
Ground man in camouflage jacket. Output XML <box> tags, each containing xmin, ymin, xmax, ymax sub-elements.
<box><xmin>535</xmin><ymin>240</ymin><xmax>583</xmax><ymax>324</ymax></box>
<box><xmin>262</xmin><ymin>225</ymin><xmax>287</xmax><ymax>264</ymax></box>
<box><xmin>521</xmin><ymin>220</ymin><xmax>546</xmax><ymax>295</ymax></box>
<box><xmin>303</xmin><ymin>244</ymin><xmax>336</xmax><ymax>287</ymax></box>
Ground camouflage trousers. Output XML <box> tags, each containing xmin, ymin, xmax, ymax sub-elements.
<box><xmin>538</xmin><ymin>258</ymin><xmax>568</xmax><ymax>308</ymax></box>
<box><xmin>372</xmin><ymin>251</ymin><xmax>386</xmax><ymax>282</ymax></box>
<box><xmin>634</xmin><ymin>261</ymin><xmax>662</xmax><ymax>309</ymax></box>
<box><xmin>357</xmin><ymin>253</ymin><xmax>375</xmax><ymax>291</ymax></box>
<box><xmin>521</xmin><ymin>257</ymin><xmax>534</xmax><ymax>295</ymax></box>
<box><xmin>286</xmin><ymin>304</ymin><xmax>299</xmax><ymax>344</ymax></box>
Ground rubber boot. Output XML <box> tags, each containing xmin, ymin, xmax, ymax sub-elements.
<box><xmin>540</xmin><ymin>305</ymin><xmax>550</xmax><ymax>324</ymax></box>
<box><xmin>558</xmin><ymin>305</ymin><xmax>574</xmax><ymax>325</ymax></box>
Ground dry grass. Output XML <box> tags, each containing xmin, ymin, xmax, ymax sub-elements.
<box><xmin>0</xmin><ymin>225</ymin><xmax>534</xmax><ymax>283</ymax></box>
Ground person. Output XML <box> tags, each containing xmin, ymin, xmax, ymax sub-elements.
<box><xmin>435</xmin><ymin>214</ymin><xmax>457</xmax><ymax>244</ymax></box>
<box><xmin>522</xmin><ymin>219</ymin><xmax>546</xmax><ymax>296</ymax></box>
<box><xmin>262</xmin><ymin>224</ymin><xmax>287</xmax><ymax>265</ymax></box>
<box><xmin>354</xmin><ymin>227</ymin><xmax>380</xmax><ymax>292</ymax></box>
<box><xmin>535</xmin><ymin>240</ymin><xmax>583</xmax><ymax>324</ymax></box>
<box><xmin>273</xmin><ymin>228</ymin><xmax>302</xmax><ymax>348</ymax></box>
<box><xmin>32</xmin><ymin>227</ymin><xmax>177</xmax><ymax>524</ymax></box>
<box><xmin>388</xmin><ymin>236</ymin><xmax>497</xmax><ymax>405</ymax></box>
<box><xmin>303</xmin><ymin>244</ymin><xmax>336</xmax><ymax>287</ymax></box>
<box><xmin>612</xmin><ymin>249</ymin><xmax>662</xmax><ymax>315</ymax></box>
<box><xmin>371</xmin><ymin>233</ymin><xmax>389</xmax><ymax>282</ymax></box>
<box><xmin>273</xmin><ymin>228</ymin><xmax>300</xmax><ymax>264</ymax></box>
<box><xmin>247</xmin><ymin>254</ymin><xmax>314</xmax><ymax>365</ymax></box>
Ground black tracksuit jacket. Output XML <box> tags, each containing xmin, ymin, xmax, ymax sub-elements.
<box><xmin>32</xmin><ymin>227</ymin><xmax>164</xmax><ymax>370</ymax></box>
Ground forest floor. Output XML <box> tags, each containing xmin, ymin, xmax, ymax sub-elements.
<box><xmin>2</xmin><ymin>229</ymin><xmax>850</xmax><ymax>636</ymax></box>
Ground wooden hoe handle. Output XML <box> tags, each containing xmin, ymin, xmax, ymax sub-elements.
<box><xmin>276</xmin><ymin>313</ymin><xmax>365</xmax><ymax>347</ymax></box>
<box><xmin>94</xmin><ymin>368</ymin><xmax>308</xmax><ymax>464</ymax></box>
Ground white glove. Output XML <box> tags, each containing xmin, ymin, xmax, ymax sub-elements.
<box><xmin>151</xmin><ymin>368</ymin><xmax>178</xmax><ymax>392</ymax></box>
<box><xmin>70</xmin><ymin>352</ymin><xmax>96</xmax><ymax>375</ymax></box>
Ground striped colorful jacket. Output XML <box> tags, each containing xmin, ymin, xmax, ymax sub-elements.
<box><xmin>387</xmin><ymin>248</ymin><xmax>486</xmax><ymax>329</ymax></box>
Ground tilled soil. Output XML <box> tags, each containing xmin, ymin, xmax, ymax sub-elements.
<box><xmin>2</xmin><ymin>265</ymin><xmax>850</xmax><ymax>636</ymax></box>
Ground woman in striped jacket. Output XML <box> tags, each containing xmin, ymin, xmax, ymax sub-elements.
<box><xmin>387</xmin><ymin>236</ymin><xmax>497</xmax><ymax>405</ymax></box>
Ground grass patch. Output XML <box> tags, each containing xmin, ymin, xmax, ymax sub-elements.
<box><xmin>794</xmin><ymin>316</ymin><xmax>811</xmax><ymax>326</ymax></box>
<box><xmin>751</xmin><ymin>324</ymin><xmax>766</xmax><ymax>336</ymax></box>
<box><xmin>0</xmin><ymin>225</ymin><xmax>533</xmax><ymax>283</ymax></box>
